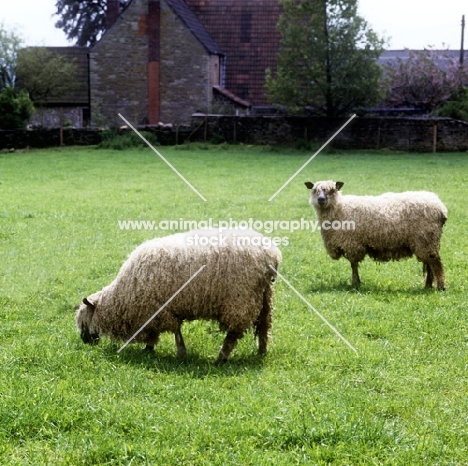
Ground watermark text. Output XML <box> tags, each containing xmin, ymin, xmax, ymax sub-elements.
<box><xmin>117</xmin><ymin>217</ymin><xmax>355</xmax><ymax>234</ymax></box>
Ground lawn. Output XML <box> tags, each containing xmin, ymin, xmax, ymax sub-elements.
<box><xmin>0</xmin><ymin>143</ymin><xmax>467</xmax><ymax>465</ymax></box>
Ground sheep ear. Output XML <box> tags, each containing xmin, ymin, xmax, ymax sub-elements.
<box><xmin>335</xmin><ymin>181</ymin><xmax>344</xmax><ymax>190</ymax></box>
<box><xmin>304</xmin><ymin>181</ymin><xmax>314</xmax><ymax>189</ymax></box>
<box><xmin>83</xmin><ymin>297</ymin><xmax>96</xmax><ymax>310</ymax></box>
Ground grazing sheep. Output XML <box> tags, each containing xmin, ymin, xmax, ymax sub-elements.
<box><xmin>304</xmin><ymin>180</ymin><xmax>447</xmax><ymax>290</ymax></box>
<box><xmin>76</xmin><ymin>229</ymin><xmax>282</xmax><ymax>364</ymax></box>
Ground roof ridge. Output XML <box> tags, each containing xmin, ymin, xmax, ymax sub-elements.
<box><xmin>213</xmin><ymin>86</ymin><xmax>252</xmax><ymax>108</ymax></box>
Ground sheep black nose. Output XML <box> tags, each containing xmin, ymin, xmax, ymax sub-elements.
<box><xmin>80</xmin><ymin>327</ymin><xmax>100</xmax><ymax>344</ymax></box>
<box><xmin>317</xmin><ymin>195</ymin><xmax>327</xmax><ymax>205</ymax></box>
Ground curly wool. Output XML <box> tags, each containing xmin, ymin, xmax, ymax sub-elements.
<box><xmin>305</xmin><ymin>180</ymin><xmax>447</xmax><ymax>289</ymax></box>
<box><xmin>76</xmin><ymin>229</ymin><xmax>282</xmax><ymax>362</ymax></box>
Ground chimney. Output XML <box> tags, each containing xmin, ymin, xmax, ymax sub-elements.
<box><xmin>147</xmin><ymin>0</ymin><xmax>161</xmax><ymax>125</ymax></box>
<box><xmin>106</xmin><ymin>0</ymin><xmax>121</xmax><ymax>29</ymax></box>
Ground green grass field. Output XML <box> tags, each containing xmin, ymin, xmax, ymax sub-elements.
<box><xmin>1</xmin><ymin>144</ymin><xmax>467</xmax><ymax>465</ymax></box>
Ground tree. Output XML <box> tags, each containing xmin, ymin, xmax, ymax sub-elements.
<box><xmin>383</xmin><ymin>49</ymin><xmax>467</xmax><ymax>112</ymax></box>
<box><xmin>0</xmin><ymin>23</ymin><xmax>23</xmax><ymax>89</ymax></box>
<box><xmin>0</xmin><ymin>86</ymin><xmax>34</xmax><ymax>129</ymax></box>
<box><xmin>265</xmin><ymin>0</ymin><xmax>386</xmax><ymax>117</ymax></box>
<box><xmin>0</xmin><ymin>24</ymin><xmax>34</xmax><ymax>129</ymax></box>
<box><xmin>16</xmin><ymin>47</ymin><xmax>78</xmax><ymax>106</ymax></box>
<box><xmin>54</xmin><ymin>0</ymin><xmax>130</xmax><ymax>47</ymax></box>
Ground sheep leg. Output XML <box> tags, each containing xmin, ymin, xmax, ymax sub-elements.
<box><xmin>256</xmin><ymin>287</ymin><xmax>273</xmax><ymax>356</ymax></box>
<box><xmin>144</xmin><ymin>332</ymin><xmax>160</xmax><ymax>352</ymax></box>
<box><xmin>428</xmin><ymin>258</ymin><xmax>445</xmax><ymax>290</ymax></box>
<box><xmin>215</xmin><ymin>331</ymin><xmax>240</xmax><ymax>365</ymax></box>
<box><xmin>424</xmin><ymin>263</ymin><xmax>434</xmax><ymax>288</ymax></box>
<box><xmin>174</xmin><ymin>328</ymin><xmax>187</xmax><ymax>358</ymax></box>
<box><xmin>350</xmin><ymin>262</ymin><xmax>361</xmax><ymax>289</ymax></box>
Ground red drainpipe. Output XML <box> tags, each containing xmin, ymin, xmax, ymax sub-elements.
<box><xmin>106</xmin><ymin>0</ymin><xmax>121</xmax><ymax>29</ymax></box>
<box><xmin>147</xmin><ymin>0</ymin><xmax>160</xmax><ymax>125</ymax></box>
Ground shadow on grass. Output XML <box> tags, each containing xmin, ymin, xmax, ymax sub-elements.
<box><xmin>306</xmin><ymin>279</ymin><xmax>442</xmax><ymax>295</ymax></box>
<box><xmin>306</xmin><ymin>280</ymin><xmax>352</xmax><ymax>293</ymax></box>
<box><xmin>99</xmin><ymin>342</ymin><xmax>267</xmax><ymax>378</ymax></box>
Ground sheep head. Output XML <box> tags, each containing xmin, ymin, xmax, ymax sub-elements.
<box><xmin>76</xmin><ymin>297</ymin><xmax>100</xmax><ymax>344</ymax></box>
<box><xmin>305</xmin><ymin>180</ymin><xmax>344</xmax><ymax>209</ymax></box>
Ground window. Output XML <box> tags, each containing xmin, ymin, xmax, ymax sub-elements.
<box><xmin>240</xmin><ymin>12</ymin><xmax>252</xmax><ymax>43</ymax></box>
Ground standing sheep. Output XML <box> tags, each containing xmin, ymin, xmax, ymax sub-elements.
<box><xmin>304</xmin><ymin>180</ymin><xmax>447</xmax><ymax>290</ymax></box>
<box><xmin>76</xmin><ymin>229</ymin><xmax>282</xmax><ymax>364</ymax></box>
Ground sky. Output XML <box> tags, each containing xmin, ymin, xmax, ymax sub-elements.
<box><xmin>0</xmin><ymin>0</ymin><xmax>467</xmax><ymax>50</ymax></box>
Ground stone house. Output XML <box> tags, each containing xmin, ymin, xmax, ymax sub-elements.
<box><xmin>90</xmin><ymin>0</ymin><xmax>281</xmax><ymax>126</ymax></box>
<box><xmin>22</xmin><ymin>46</ymin><xmax>90</xmax><ymax>128</ymax></box>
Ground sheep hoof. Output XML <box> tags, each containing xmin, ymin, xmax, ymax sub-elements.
<box><xmin>214</xmin><ymin>356</ymin><xmax>228</xmax><ymax>365</ymax></box>
<box><xmin>177</xmin><ymin>347</ymin><xmax>187</xmax><ymax>358</ymax></box>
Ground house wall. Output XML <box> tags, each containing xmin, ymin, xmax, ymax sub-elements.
<box><xmin>185</xmin><ymin>0</ymin><xmax>282</xmax><ymax>106</ymax></box>
<box><xmin>209</xmin><ymin>55</ymin><xmax>220</xmax><ymax>89</ymax></box>
<box><xmin>29</xmin><ymin>107</ymin><xmax>87</xmax><ymax>128</ymax></box>
<box><xmin>90</xmin><ymin>0</ymin><xmax>148</xmax><ymax>127</ymax></box>
<box><xmin>159</xmin><ymin>0</ymin><xmax>218</xmax><ymax>124</ymax></box>
<box><xmin>90</xmin><ymin>0</ymin><xmax>217</xmax><ymax>127</ymax></box>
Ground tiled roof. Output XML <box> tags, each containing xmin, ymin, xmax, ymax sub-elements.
<box><xmin>185</xmin><ymin>0</ymin><xmax>282</xmax><ymax>106</ymax></box>
<box><xmin>379</xmin><ymin>49</ymin><xmax>467</xmax><ymax>69</ymax></box>
<box><xmin>165</xmin><ymin>0</ymin><xmax>223</xmax><ymax>55</ymax></box>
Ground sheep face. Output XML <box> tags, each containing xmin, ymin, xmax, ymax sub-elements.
<box><xmin>305</xmin><ymin>180</ymin><xmax>344</xmax><ymax>209</ymax></box>
<box><xmin>76</xmin><ymin>298</ymin><xmax>100</xmax><ymax>344</ymax></box>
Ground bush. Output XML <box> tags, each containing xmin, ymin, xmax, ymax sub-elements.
<box><xmin>294</xmin><ymin>138</ymin><xmax>312</xmax><ymax>151</ymax></box>
<box><xmin>98</xmin><ymin>130</ymin><xmax>160</xmax><ymax>150</ymax></box>
<box><xmin>0</xmin><ymin>86</ymin><xmax>34</xmax><ymax>129</ymax></box>
<box><xmin>209</xmin><ymin>132</ymin><xmax>226</xmax><ymax>145</ymax></box>
<box><xmin>438</xmin><ymin>87</ymin><xmax>468</xmax><ymax>121</ymax></box>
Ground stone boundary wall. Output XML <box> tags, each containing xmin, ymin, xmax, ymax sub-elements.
<box><xmin>0</xmin><ymin>128</ymin><xmax>102</xmax><ymax>150</ymax></box>
<box><xmin>190</xmin><ymin>115</ymin><xmax>468</xmax><ymax>152</ymax></box>
<box><xmin>2</xmin><ymin>116</ymin><xmax>468</xmax><ymax>152</ymax></box>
